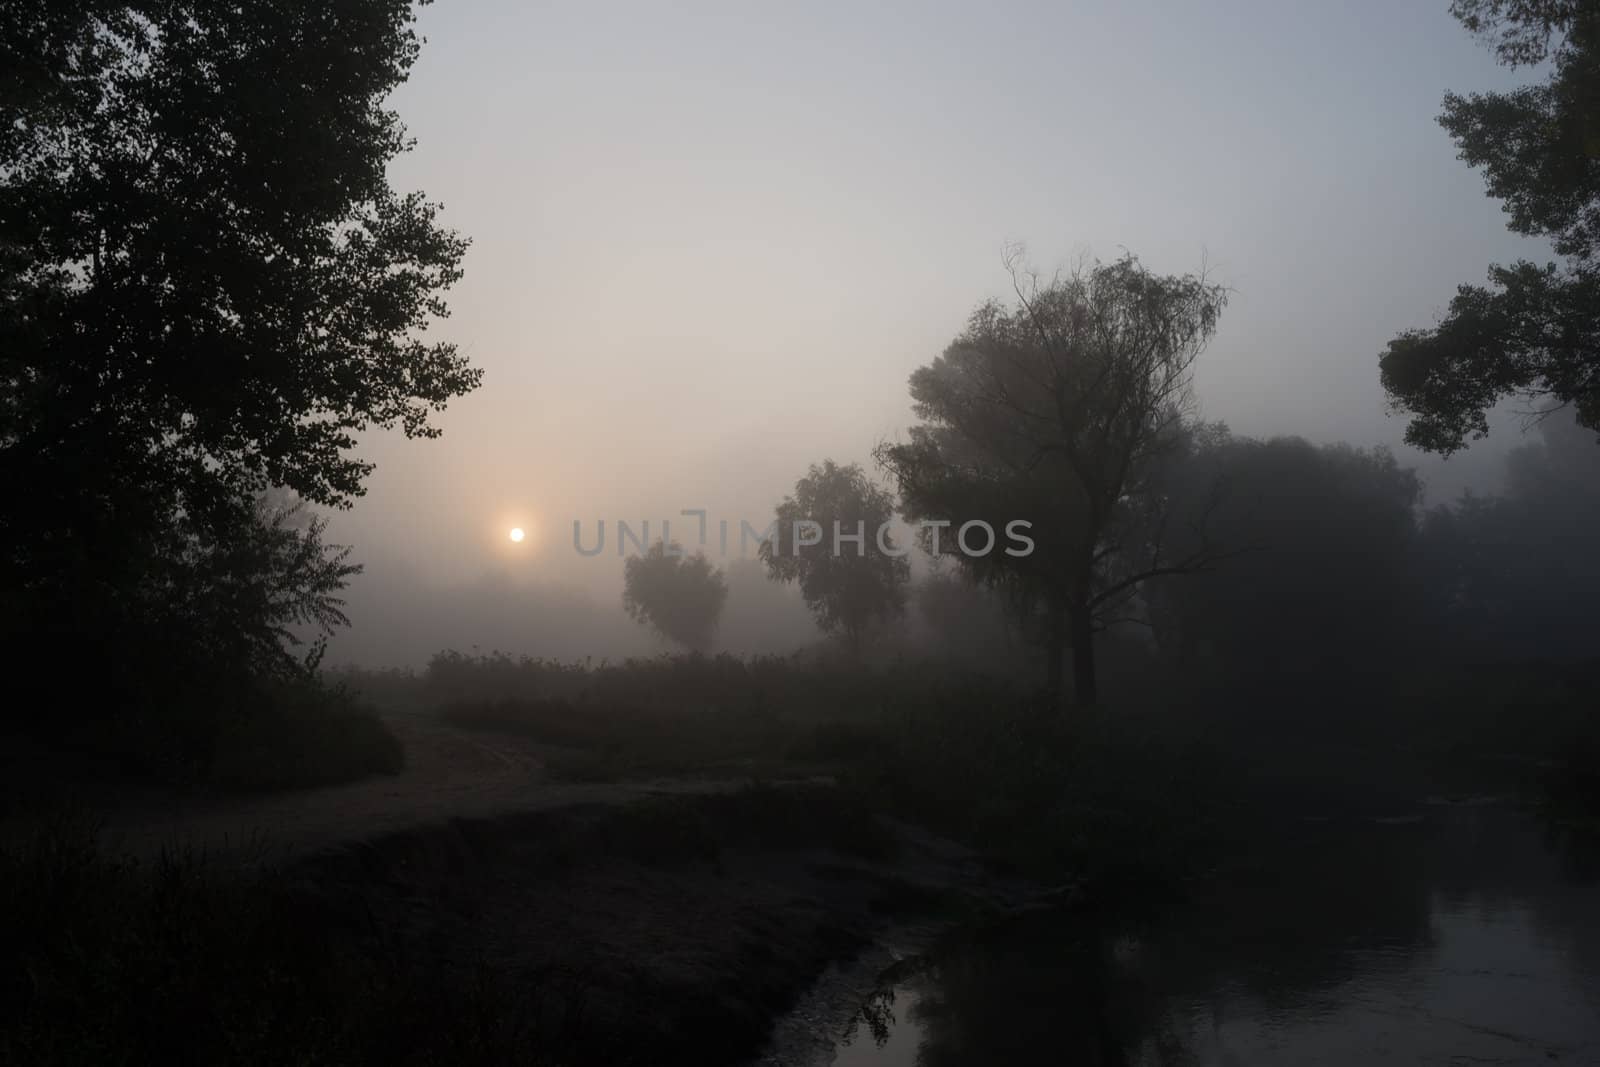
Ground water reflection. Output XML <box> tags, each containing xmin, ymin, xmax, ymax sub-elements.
<box><xmin>829</xmin><ymin>803</ymin><xmax>1600</xmax><ymax>1065</ymax></box>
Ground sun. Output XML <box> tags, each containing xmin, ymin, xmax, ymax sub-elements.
<box><xmin>508</xmin><ymin>527</ymin><xmax>525</xmax><ymax>543</ymax></box>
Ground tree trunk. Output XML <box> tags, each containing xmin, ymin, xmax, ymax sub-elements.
<box><xmin>1069</xmin><ymin>598</ymin><xmax>1098</xmax><ymax>707</ymax></box>
<box><xmin>1045</xmin><ymin>600</ymin><xmax>1067</xmax><ymax>703</ymax></box>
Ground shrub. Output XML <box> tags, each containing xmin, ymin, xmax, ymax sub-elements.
<box><xmin>209</xmin><ymin>679</ymin><xmax>405</xmax><ymax>791</ymax></box>
<box><xmin>868</xmin><ymin>688</ymin><xmax>1222</xmax><ymax>889</ymax></box>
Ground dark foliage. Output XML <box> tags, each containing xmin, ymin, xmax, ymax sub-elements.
<box><xmin>0</xmin><ymin>0</ymin><xmax>474</xmax><ymax>783</ymax></box>
<box><xmin>622</xmin><ymin>541</ymin><xmax>729</xmax><ymax>652</ymax></box>
<box><xmin>1</xmin><ymin>0</ymin><xmax>477</xmax><ymax>519</ymax></box>
<box><xmin>1417</xmin><ymin>410</ymin><xmax>1600</xmax><ymax>659</ymax></box>
<box><xmin>208</xmin><ymin>678</ymin><xmax>404</xmax><ymax>791</ymax></box>
<box><xmin>760</xmin><ymin>460</ymin><xmax>910</xmax><ymax>655</ymax></box>
<box><xmin>877</xmin><ymin>252</ymin><xmax>1229</xmax><ymax>704</ymax></box>
<box><xmin>1381</xmin><ymin>1</ymin><xmax>1600</xmax><ymax>450</ymax></box>
<box><xmin>1146</xmin><ymin>429</ymin><xmax>1426</xmax><ymax>685</ymax></box>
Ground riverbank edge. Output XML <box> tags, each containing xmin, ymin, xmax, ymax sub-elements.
<box><xmin>281</xmin><ymin>785</ymin><xmax>1088</xmax><ymax>1065</ymax></box>
<box><xmin>6</xmin><ymin>781</ymin><xmax>1092</xmax><ymax>1066</ymax></box>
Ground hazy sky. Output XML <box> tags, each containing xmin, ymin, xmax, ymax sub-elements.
<box><xmin>323</xmin><ymin>1</ymin><xmax>1548</xmax><ymax>662</ymax></box>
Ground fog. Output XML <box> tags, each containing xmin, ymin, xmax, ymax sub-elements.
<box><xmin>321</xmin><ymin>1</ymin><xmax>1542</xmax><ymax>667</ymax></box>
<box><xmin>14</xmin><ymin>5</ymin><xmax>1600</xmax><ymax>1062</ymax></box>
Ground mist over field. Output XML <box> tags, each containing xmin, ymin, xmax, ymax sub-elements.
<box><xmin>301</xmin><ymin>1</ymin><xmax>1546</xmax><ymax>669</ymax></box>
<box><xmin>7</xmin><ymin>2</ymin><xmax>1600</xmax><ymax>1065</ymax></box>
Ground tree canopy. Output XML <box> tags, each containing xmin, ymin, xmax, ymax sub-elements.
<box><xmin>1380</xmin><ymin>0</ymin><xmax>1600</xmax><ymax>452</ymax></box>
<box><xmin>1</xmin><ymin>0</ymin><xmax>478</xmax><ymax>559</ymax></box>
<box><xmin>1147</xmin><ymin>430</ymin><xmax>1425</xmax><ymax>686</ymax></box>
<box><xmin>1418</xmin><ymin>409</ymin><xmax>1600</xmax><ymax>659</ymax></box>
<box><xmin>622</xmin><ymin>542</ymin><xmax>729</xmax><ymax>653</ymax></box>
<box><xmin>0</xmin><ymin>0</ymin><xmax>475</xmax><ymax>740</ymax></box>
<box><xmin>878</xmin><ymin>252</ymin><xmax>1229</xmax><ymax>704</ymax></box>
<box><xmin>760</xmin><ymin>460</ymin><xmax>909</xmax><ymax>655</ymax></box>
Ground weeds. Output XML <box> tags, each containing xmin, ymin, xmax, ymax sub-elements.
<box><xmin>210</xmin><ymin>678</ymin><xmax>405</xmax><ymax>791</ymax></box>
<box><xmin>383</xmin><ymin>652</ymin><xmax>1226</xmax><ymax>893</ymax></box>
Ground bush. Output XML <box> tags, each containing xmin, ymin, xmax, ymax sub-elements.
<box><xmin>1539</xmin><ymin>718</ymin><xmax>1600</xmax><ymax>830</ymax></box>
<box><xmin>416</xmin><ymin>649</ymin><xmax>929</xmax><ymax>718</ymax></box>
<box><xmin>415</xmin><ymin>651</ymin><xmax>984</xmax><ymax>782</ymax></box>
<box><xmin>209</xmin><ymin>679</ymin><xmax>405</xmax><ymax>791</ymax></box>
<box><xmin>866</xmin><ymin>688</ymin><xmax>1223</xmax><ymax>891</ymax></box>
<box><xmin>22</xmin><ymin>665</ymin><xmax>401</xmax><ymax>794</ymax></box>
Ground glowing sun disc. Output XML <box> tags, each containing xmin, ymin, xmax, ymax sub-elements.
<box><xmin>508</xmin><ymin>527</ymin><xmax>525</xmax><ymax>543</ymax></box>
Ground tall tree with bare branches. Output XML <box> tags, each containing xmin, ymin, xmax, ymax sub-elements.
<box><xmin>877</xmin><ymin>250</ymin><xmax>1230</xmax><ymax>705</ymax></box>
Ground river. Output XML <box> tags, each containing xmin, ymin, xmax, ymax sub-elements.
<box><xmin>817</xmin><ymin>799</ymin><xmax>1600</xmax><ymax>1065</ymax></box>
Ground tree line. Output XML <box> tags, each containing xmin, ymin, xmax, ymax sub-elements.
<box><xmin>625</xmin><ymin>306</ymin><xmax>1598</xmax><ymax>707</ymax></box>
<box><xmin>624</xmin><ymin>2</ymin><xmax>1600</xmax><ymax>705</ymax></box>
<box><xmin>3</xmin><ymin>0</ymin><xmax>1596</xmax><ymax>762</ymax></box>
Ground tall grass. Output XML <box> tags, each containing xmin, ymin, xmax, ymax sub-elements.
<box><xmin>208</xmin><ymin>677</ymin><xmax>405</xmax><ymax>790</ymax></box>
<box><xmin>411</xmin><ymin>648</ymin><xmax>921</xmax><ymax>715</ymax></box>
<box><xmin>404</xmin><ymin>650</ymin><xmax>987</xmax><ymax>781</ymax></box>
<box><xmin>379</xmin><ymin>651</ymin><xmax>1229</xmax><ymax>895</ymax></box>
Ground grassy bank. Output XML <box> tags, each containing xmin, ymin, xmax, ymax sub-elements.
<box><xmin>19</xmin><ymin>648</ymin><xmax>1594</xmax><ymax>1063</ymax></box>
<box><xmin>347</xmin><ymin>652</ymin><xmax>1233</xmax><ymax>895</ymax></box>
<box><xmin>342</xmin><ymin>650</ymin><xmax>1600</xmax><ymax>889</ymax></box>
<box><xmin>1</xmin><ymin>786</ymin><xmax>970</xmax><ymax>1067</ymax></box>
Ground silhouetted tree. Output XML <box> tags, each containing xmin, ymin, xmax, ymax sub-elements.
<box><xmin>622</xmin><ymin>542</ymin><xmax>729</xmax><ymax>652</ymax></box>
<box><xmin>1147</xmin><ymin>431</ymin><xmax>1425</xmax><ymax>690</ymax></box>
<box><xmin>0</xmin><ymin>0</ymin><xmax>474</xmax><ymax>724</ymax></box>
<box><xmin>760</xmin><ymin>460</ymin><xmax>909</xmax><ymax>656</ymax></box>
<box><xmin>137</xmin><ymin>494</ymin><xmax>361</xmax><ymax>683</ymax></box>
<box><xmin>913</xmin><ymin>565</ymin><xmax>1028</xmax><ymax>672</ymax></box>
<box><xmin>3</xmin><ymin>0</ymin><xmax>476</xmax><ymax>519</ymax></box>
<box><xmin>1381</xmin><ymin>1</ymin><xmax>1600</xmax><ymax>452</ymax></box>
<box><xmin>877</xmin><ymin>251</ymin><xmax>1230</xmax><ymax>705</ymax></box>
<box><xmin>1418</xmin><ymin>410</ymin><xmax>1600</xmax><ymax>659</ymax></box>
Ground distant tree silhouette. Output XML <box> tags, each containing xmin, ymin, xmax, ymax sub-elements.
<box><xmin>1147</xmin><ymin>430</ymin><xmax>1425</xmax><ymax>688</ymax></box>
<box><xmin>1381</xmin><ymin>1</ymin><xmax>1600</xmax><ymax>452</ymax></box>
<box><xmin>1418</xmin><ymin>409</ymin><xmax>1600</xmax><ymax>659</ymax></box>
<box><xmin>623</xmin><ymin>542</ymin><xmax>729</xmax><ymax>653</ymax></box>
<box><xmin>760</xmin><ymin>460</ymin><xmax>909</xmax><ymax>656</ymax></box>
<box><xmin>913</xmin><ymin>565</ymin><xmax>1028</xmax><ymax>672</ymax></box>
<box><xmin>877</xmin><ymin>251</ymin><xmax>1230</xmax><ymax>706</ymax></box>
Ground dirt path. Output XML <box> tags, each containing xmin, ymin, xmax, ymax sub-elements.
<box><xmin>91</xmin><ymin>715</ymin><xmax>735</xmax><ymax>864</ymax></box>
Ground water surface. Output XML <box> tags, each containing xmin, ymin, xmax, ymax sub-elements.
<box><xmin>825</xmin><ymin>802</ymin><xmax>1600</xmax><ymax>1065</ymax></box>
